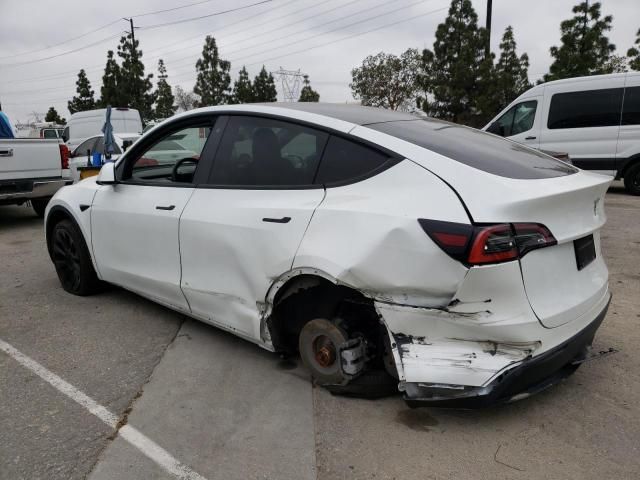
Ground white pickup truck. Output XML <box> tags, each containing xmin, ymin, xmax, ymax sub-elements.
<box><xmin>0</xmin><ymin>138</ymin><xmax>71</xmax><ymax>217</ymax></box>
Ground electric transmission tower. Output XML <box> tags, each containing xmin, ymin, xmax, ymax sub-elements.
<box><xmin>273</xmin><ymin>67</ymin><xmax>306</xmax><ymax>102</ymax></box>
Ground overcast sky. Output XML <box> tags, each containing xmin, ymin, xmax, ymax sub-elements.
<box><xmin>0</xmin><ymin>0</ymin><xmax>638</xmax><ymax>123</ymax></box>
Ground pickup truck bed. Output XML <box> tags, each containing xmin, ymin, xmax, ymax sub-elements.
<box><xmin>0</xmin><ymin>138</ymin><xmax>71</xmax><ymax>217</ymax></box>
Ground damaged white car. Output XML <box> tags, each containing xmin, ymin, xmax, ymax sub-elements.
<box><xmin>45</xmin><ymin>104</ymin><xmax>612</xmax><ymax>407</ymax></box>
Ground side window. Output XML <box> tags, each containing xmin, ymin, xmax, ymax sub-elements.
<box><xmin>209</xmin><ymin>116</ymin><xmax>328</xmax><ymax>186</ymax></box>
<box><xmin>73</xmin><ymin>138</ymin><xmax>97</xmax><ymax>157</ymax></box>
<box><xmin>43</xmin><ymin>129</ymin><xmax>57</xmax><ymax>139</ymax></box>
<box><xmin>547</xmin><ymin>88</ymin><xmax>624</xmax><ymax>129</ymax></box>
<box><xmin>315</xmin><ymin>136</ymin><xmax>390</xmax><ymax>185</ymax></box>
<box><xmin>622</xmin><ymin>86</ymin><xmax>640</xmax><ymax>126</ymax></box>
<box><xmin>511</xmin><ymin>101</ymin><xmax>537</xmax><ymax>135</ymax></box>
<box><xmin>488</xmin><ymin>101</ymin><xmax>537</xmax><ymax>137</ymax></box>
<box><xmin>127</xmin><ymin>125</ymin><xmax>212</xmax><ymax>184</ymax></box>
<box><xmin>94</xmin><ymin>138</ymin><xmax>122</xmax><ymax>155</ymax></box>
<box><xmin>488</xmin><ymin>106</ymin><xmax>515</xmax><ymax>137</ymax></box>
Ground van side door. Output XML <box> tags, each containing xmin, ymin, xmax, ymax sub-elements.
<box><xmin>486</xmin><ymin>98</ymin><xmax>541</xmax><ymax>148</ymax></box>
<box><xmin>617</xmin><ymin>78</ymin><xmax>640</xmax><ymax>176</ymax></box>
<box><xmin>538</xmin><ymin>77</ymin><xmax>625</xmax><ymax>175</ymax></box>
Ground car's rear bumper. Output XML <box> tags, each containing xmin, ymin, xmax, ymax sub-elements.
<box><xmin>0</xmin><ymin>177</ymin><xmax>68</xmax><ymax>203</ymax></box>
<box><xmin>402</xmin><ymin>295</ymin><xmax>610</xmax><ymax>408</ymax></box>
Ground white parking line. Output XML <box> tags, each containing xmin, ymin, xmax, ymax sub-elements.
<box><xmin>0</xmin><ymin>338</ymin><xmax>209</xmax><ymax>480</ymax></box>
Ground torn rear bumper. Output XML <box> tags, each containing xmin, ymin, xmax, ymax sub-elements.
<box><xmin>402</xmin><ymin>296</ymin><xmax>610</xmax><ymax>408</ymax></box>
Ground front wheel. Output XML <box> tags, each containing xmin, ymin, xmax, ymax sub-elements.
<box><xmin>624</xmin><ymin>162</ymin><xmax>640</xmax><ymax>196</ymax></box>
<box><xmin>51</xmin><ymin>219</ymin><xmax>101</xmax><ymax>296</ymax></box>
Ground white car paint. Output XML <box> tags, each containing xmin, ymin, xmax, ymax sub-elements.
<box><xmin>65</xmin><ymin>108</ymin><xmax>142</xmax><ymax>150</ymax></box>
<box><xmin>45</xmin><ymin>104</ymin><xmax>612</xmax><ymax>407</ymax></box>
<box><xmin>483</xmin><ymin>72</ymin><xmax>640</xmax><ymax>187</ymax></box>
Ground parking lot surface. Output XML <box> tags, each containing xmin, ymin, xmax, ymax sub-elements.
<box><xmin>1</xmin><ymin>182</ymin><xmax>639</xmax><ymax>480</ymax></box>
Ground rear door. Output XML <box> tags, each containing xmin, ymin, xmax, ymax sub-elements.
<box><xmin>617</xmin><ymin>77</ymin><xmax>640</xmax><ymax>172</ymax></box>
<box><xmin>486</xmin><ymin>98</ymin><xmax>541</xmax><ymax>148</ymax></box>
<box><xmin>538</xmin><ymin>77</ymin><xmax>625</xmax><ymax>175</ymax></box>
<box><xmin>179</xmin><ymin>115</ymin><xmax>328</xmax><ymax>340</ymax></box>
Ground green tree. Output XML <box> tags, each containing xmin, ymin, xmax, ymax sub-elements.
<box><xmin>298</xmin><ymin>75</ymin><xmax>320</xmax><ymax>102</ymax></box>
<box><xmin>419</xmin><ymin>0</ymin><xmax>493</xmax><ymax>126</ymax></box>
<box><xmin>628</xmin><ymin>29</ymin><xmax>640</xmax><ymax>71</ymax></box>
<box><xmin>351</xmin><ymin>49</ymin><xmax>420</xmax><ymax>110</ymax></box>
<box><xmin>544</xmin><ymin>2</ymin><xmax>616</xmax><ymax>81</ymax></box>
<box><xmin>45</xmin><ymin>106</ymin><xmax>65</xmax><ymax>125</ymax></box>
<box><xmin>194</xmin><ymin>35</ymin><xmax>231</xmax><ymax>106</ymax></box>
<box><xmin>68</xmin><ymin>69</ymin><xmax>96</xmax><ymax>114</ymax></box>
<box><xmin>117</xmin><ymin>33</ymin><xmax>155</xmax><ymax>120</ymax></box>
<box><xmin>230</xmin><ymin>66</ymin><xmax>254</xmax><ymax>104</ymax></box>
<box><xmin>494</xmin><ymin>26</ymin><xmax>531</xmax><ymax>111</ymax></box>
<box><xmin>252</xmin><ymin>66</ymin><xmax>277</xmax><ymax>102</ymax></box>
<box><xmin>154</xmin><ymin>59</ymin><xmax>176</xmax><ymax>119</ymax></box>
<box><xmin>602</xmin><ymin>55</ymin><xmax>628</xmax><ymax>73</ymax></box>
<box><xmin>98</xmin><ymin>50</ymin><xmax>122</xmax><ymax>108</ymax></box>
<box><xmin>174</xmin><ymin>86</ymin><xmax>199</xmax><ymax>112</ymax></box>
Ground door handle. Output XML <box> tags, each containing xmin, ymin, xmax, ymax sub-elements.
<box><xmin>525</xmin><ymin>136</ymin><xmax>537</xmax><ymax>140</ymax></box>
<box><xmin>156</xmin><ymin>205</ymin><xmax>176</xmax><ymax>211</ymax></box>
<box><xmin>262</xmin><ymin>216</ymin><xmax>291</xmax><ymax>224</ymax></box>
<box><xmin>0</xmin><ymin>148</ymin><xmax>14</xmax><ymax>157</ymax></box>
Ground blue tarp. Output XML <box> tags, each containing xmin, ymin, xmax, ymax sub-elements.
<box><xmin>0</xmin><ymin>111</ymin><xmax>15</xmax><ymax>139</ymax></box>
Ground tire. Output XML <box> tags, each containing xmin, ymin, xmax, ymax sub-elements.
<box><xmin>51</xmin><ymin>219</ymin><xmax>101</xmax><ymax>296</ymax></box>
<box><xmin>31</xmin><ymin>198</ymin><xmax>49</xmax><ymax>218</ymax></box>
<box><xmin>624</xmin><ymin>162</ymin><xmax>640</xmax><ymax>196</ymax></box>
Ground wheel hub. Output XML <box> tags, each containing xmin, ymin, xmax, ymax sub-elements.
<box><xmin>313</xmin><ymin>335</ymin><xmax>336</xmax><ymax>368</ymax></box>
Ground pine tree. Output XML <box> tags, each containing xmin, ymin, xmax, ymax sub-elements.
<box><xmin>117</xmin><ymin>33</ymin><xmax>155</xmax><ymax>120</ymax></box>
<box><xmin>252</xmin><ymin>66</ymin><xmax>278</xmax><ymax>102</ymax></box>
<box><xmin>298</xmin><ymin>75</ymin><xmax>320</xmax><ymax>102</ymax></box>
<box><xmin>194</xmin><ymin>35</ymin><xmax>231</xmax><ymax>106</ymax></box>
<box><xmin>628</xmin><ymin>29</ymin><xmax>640</xmax><ymax>71</ymax></box>
<box><xmin>419</xmin><ymin>0</ymin><xmax>492</xmax><ymax>126</ymax></box>
<box><xmin>494</xmin><ymin>26</ymin><xmax>531</xmax><ymax>111</ymax></box>
<box><xmin>154</xmin><ymin>59</ymin><xmax>176</xmax><ymax>119</ymax></box>
<box><xmin>352</xmin><ymin>49</ymin><xmax>420</xmax><ymax>110</ymax></box>
<box><xmin>98</xmin><ymin>50</ymin><xmax>122</xmax><ymax>108</ymax></box>
<box><xmin>45</xmin><ymin>106</ymin><xmax>65</xmax><ymax>125</ymax></box>
<box><xmin>544</xmin><ymin>2</ymin><xmax>616</xmax><ymax>81</ymax></box>
<box><xmin>68</xmin><ymin>69</ymin><xmax>96</xmax><ymax>114</ymax></box>
<box><xmin>230</xmin><ymin>66</ymin><xmax>254</xmax><ymax>104</ymax></box>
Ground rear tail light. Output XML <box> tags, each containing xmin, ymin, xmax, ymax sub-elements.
<box><xmin>59</xmin><ymin>144</ymin><xmax>70</xmax><ymax>170</ymax></box>
<box><xmin>419</xmin><ymin>220</ymin><xmax>556</xmax><ymax>266</ymax></box>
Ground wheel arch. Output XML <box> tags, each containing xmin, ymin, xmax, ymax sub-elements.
<box><xmin>618</xmin><ymin>153</ymin><xmax>640</xmax><ymax>179</ymax></box>
<box><xmin>45</xmin><ymin>205</ymin><xmax>98</xmax><ymax>274</ymax></box>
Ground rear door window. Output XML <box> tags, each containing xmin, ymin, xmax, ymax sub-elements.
<box><xmin>547</xmin><ymin>88</ymin><xmax>624</xmax><ymax>129</ymax></box>
<box><xmin>73</xmin><ymin>137</ymin><xmax>98</xmax><ymax>157</ymax></box>
<box><xmin>209</xmin><ymin>116</ymin><xmax>328</xmax><ymax>187</ymax></box>
<box><xmin>315</xmin><ymin>136</ymin><xmax>390</xmax><ymax>184</ymax></box>
<box><xmin>622</xmin><ymin>86</ymin><xmax>640</xmax><ymax>125</ymax></box>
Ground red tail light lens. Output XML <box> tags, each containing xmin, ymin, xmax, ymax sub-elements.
<box><xmin>59</xmin><ymin>144</ymin><xmax>70</xmax><ymax>170</ymax></box>
<box><xmin>419</xmin><ymin>220</ymin><xmax>556</xmax><ymax>266</ymax></box>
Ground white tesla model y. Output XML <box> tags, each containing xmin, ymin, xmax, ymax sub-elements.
<box><xmin>45</xmin><ymin>104</ymin><xmax>612</xmax><ymax>407</ymax></box>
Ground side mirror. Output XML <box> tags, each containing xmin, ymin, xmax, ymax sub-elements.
<box><xmin>96</xmin><ymin>162</ymin><xmax>117</xmax><ymax>185</ymax></box>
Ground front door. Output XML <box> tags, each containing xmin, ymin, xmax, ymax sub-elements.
<box><xmin>179</xmin><ymin>115</ymin><xmax>328</xmax><ymax>341</ymax></box>
<box><xmin>91</xmin><ymin>120</ymin><xmax>216</xmax><ymax>311</ymax></box>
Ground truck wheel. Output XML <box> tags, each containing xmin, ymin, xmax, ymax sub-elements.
<box><xmin>624</xmin><ymin>162</ymin><xmax>640</xmax><ymax>196</ymax></box>
<box><xmin>31</xmin><ymin>198</ymin><xmax>49</xmax><ymax>218</ymax></box>
<box><xmin>51</xmin><ymin>219</ymin><xmax>101</xmax><ymax>296</ymax></box>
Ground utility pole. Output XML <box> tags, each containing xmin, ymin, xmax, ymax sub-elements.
<box><xmin>273</xmin><ymin>68</ymin><xmax>305</xmax><ymax>102</ymax></box>
<box><xmin>485</xmin><ymin>0</ymin><xmax>492</xmax><ymax>57</ymax></box>
<box><xmin>123</xmin><ymin>17</ymin><xmax>139</xmax><ymax>107</ymax></box>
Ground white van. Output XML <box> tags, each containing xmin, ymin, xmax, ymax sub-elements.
<box><xmin>484</xmin><ymin>72</ymin><xmax>640</xmax><ymax>195</ymax></box>
<box><xmin>63</xmin><ymin>108</ymin><xmax>142</xmax><ymax>149</ymax></box>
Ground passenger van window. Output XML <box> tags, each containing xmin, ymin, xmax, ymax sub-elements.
<box><xmin>43</xmin><ymin>129</ymin><xmax>58</xmax><ymax>139</ymax></box>
<box><xmin>622</xmin><ymin>86</ymin><xmax>640</xmax><ymax>125</ymax></box>
<box><xmin>209</xmin><ymin>116</ymin><xmax>328</xmax><ymax>186</ymax></box>
<box><xmin>315</xmin><ymin>136</ymin><xmax>390</xmax><ymax>184</ymax></box>
<box><xmin>547</xmin><ymin>88</ymin><xmax>623</xmax><ymax>129</ymax></box>
<box><xmin>488</xmin><ymin>101</ymin><xmax>537</xmax><ymax>137</ymax></box>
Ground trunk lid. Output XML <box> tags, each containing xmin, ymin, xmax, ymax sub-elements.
<box><xmin>0</xmin><ymin>138</ymin><xmax>62</xmax><ymax>181</ymax></box>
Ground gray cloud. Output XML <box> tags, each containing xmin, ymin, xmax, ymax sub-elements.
<box><xmin>0</xmin><ymin>0</ymin><xmax>638</xmax><ymax>123</ymax></box>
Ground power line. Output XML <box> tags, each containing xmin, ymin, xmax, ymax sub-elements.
<box><xmin>139</xmin><ymin>0</ymin><xmax>273</xmax><ymax>30</ymax></box>
<box><xmin>0</xmin><ymin>0</ymin><xmax>233</xmax><ymax>60</ymax></box>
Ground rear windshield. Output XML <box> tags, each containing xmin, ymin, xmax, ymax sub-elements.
<box><xmin>369</xmin><ymin>119</ymin><xmax>577</xmax><ymax>179</ymax></box>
